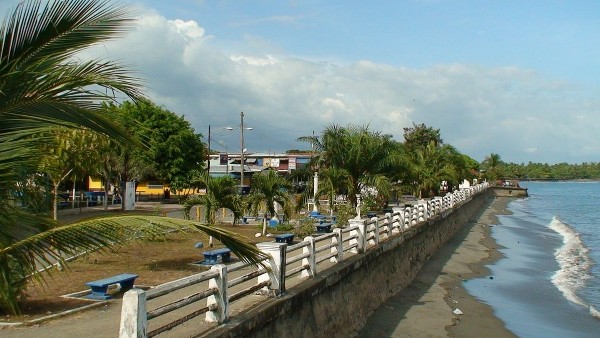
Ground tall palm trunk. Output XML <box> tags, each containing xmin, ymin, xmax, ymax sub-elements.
<box><xmin>262</xmin><ymin>211</ymin><xmax>268</xmax><ymax>236</ymax></box>
<box><xmin>52</xmin><ymin>182</ymin><xmax>60</xmax><ymax>221</ymax></box>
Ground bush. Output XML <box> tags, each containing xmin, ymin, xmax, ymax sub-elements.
<box><xmin>0</xmin><ymin>257</ymin><xmax>28</xmax><ymax>315</ymax></box>
<box><xmin>293</xmin><ymin>218</ymin><xmax>315</xmax><ymax>238</ymax></box>
<box><xmin>333</xmin><ymin>203</ymin><xmax>355</xmax><ymax>228</ymax></box>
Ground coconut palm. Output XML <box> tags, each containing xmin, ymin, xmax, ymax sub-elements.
<box><xmin>183</xmin><ymin>173</ymin><xmax>244</xmax><ymax>247</ymax></box>
<box><xmin>308</xmin><ymin>167</ymin><xmax>352</xmax><ymax>215</ymax></box>
<box><xmin>298</xmin><ymin>124</ymin><xmax>398</xmax><ymax>207</ymax></box>
<box><xmin>247</xmin><ymin>170</ymin><xmax>293</xmax><ymax>236</ymax></box>
<box><xmin>406</xmin><ymin>141</ymin><xmax>459</xmax><ymax>198</ymax></box>
<box><xmin>0</xmin><ymin>0</ymin><xmax>263</xmax><ymax>314</ymax></box>
<box><xmin>482</xmin><ymin>153</ymin><xmax>504</xmax><ymax>181</ymax></box>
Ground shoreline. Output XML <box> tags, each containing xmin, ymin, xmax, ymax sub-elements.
<box><xmin>357</xmin><ymin>197</ymin><xmax>516</xmax><ymax>337</ymax></box>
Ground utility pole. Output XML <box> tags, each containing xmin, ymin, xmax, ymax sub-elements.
<box><xmin>240</xmin><ymin>112</ymin><xmax>245</xmax><ymax>189</ymax></box>
<box><xmin>207</xmin><ymin>125</ymin><xmax>211</xmax><ymax>174</ymax></box>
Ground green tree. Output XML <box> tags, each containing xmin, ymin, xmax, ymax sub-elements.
<box><xmin>247</xmin><ymin>170</ymin><xmax>293</xmax><ymax>236</ymax></box>
<box><xmin>103</xmin><ymin>99</ymin><xmax>205</xmax><ymax>191</ymax></box>
<box><xmin>183</xmin><ymin>173</ymin><xmax>243</xmax><ymax>247</ymax></box>
<box><xmin>298</xmin><ymin>124</ymin><xmax>396</xmax><ymax>207</ymax></box>
<box><xmin>403</xmin><ymin>123</ymin><xmax>443</xmax><ymax>152</ymax></box>
<box><xmin>406</xmin><ymin>141</ymin><xmax>459</xmax><ymax>198</ymax></box>
<box><xmin>482</xmin><ymin>153</ymin><xmax>504</xmax><ymax>182</ymax></box>
<box><xmin>0</xmin><ymin>0</ymin><xmax>262</xmax><ymax>315</ymax></box>
<box><xmin>314</xmin><ymin>167</ymin><xmax>352</xmax><ymax>215</ymax></box>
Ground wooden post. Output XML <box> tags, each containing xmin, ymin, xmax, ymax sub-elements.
<box><xmin>119</xmin><ymin>289</ymin><xmax>147</xmax><ymax>338</ymax></box>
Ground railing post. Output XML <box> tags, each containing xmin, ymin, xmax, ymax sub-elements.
<box><xmin>301</xmin><ymin>236</ymin><xmax>316</xmax><ymax>278</ymax></box>
<box><xmin>349</xmin><ymin>218</ymin><xmax>366</xmax><ymax>253</ymax></box>
<box><xmin>257</xmin><ymin>242</ymin><xmax>287</xmax><ymax>295</ymax></box>
<box><xmin>391</xmin><ymin>207</ymin><xmax>403</xmax><ymax>233</ymax></box>
<box><xmin>371</xmin><ymin>217</ymin><xmax>379</xmax><ymax>245</ymax></box>
<box><xmin>385</xmin><ymin>212</ymin><xmax>393</xmax><ymax>237</ymax></box>
<box><xmin>417</xmin><ymin>202</ymin><xmax>427</xmax><ymax>222</ymax></box>
<box><xmin>331</xmin><ymin>228</ymin><xmax>343</xmax><ymax>263</ymax></box>
<box><xmin>205</xmin><ymin>264</ymin><xmax>228</xmax><ymax>323</ymax></box>
<box><xmin>119</xmin><ymin>289</ymin><xmax>147</xmax><ymax>338</ymax></box>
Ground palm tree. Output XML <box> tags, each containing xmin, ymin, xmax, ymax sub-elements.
<box><xmin>298</xmin><ymin>124</ymin><xmax>397</xmax><ymax>207</ymax></box>
<box><xmin>406</xmin><ymin>141</ymin><xmax>458</xmax><ymax>198</ymax></box>
<box><xmin>311</xmin><ymin>167</ymin><xmax>352</xmax><ymax>215</ymax></box>
<box><xmin>183</xmin><ymin>173</ymin><xmax>244</xmax><ymax>247</ymax></box>
<box><xmin>0</xmin><ymin>0</ymin><xmax>263</xmax><ymax>314</ymax></box>
<box><xmin>483</xmin><ymin>153</ymin><xmax>503</xmax><ymax>182</ymax></box>
<box><xmin>247</xmin><ymin>170</ymin><xmax>293</xmax><ymax>236</ymax></box>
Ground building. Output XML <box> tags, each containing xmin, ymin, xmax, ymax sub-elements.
<box><xmin>206</xmin><ymin>152</ymin><xmax>314</xmax><ymax>183</ymax></box>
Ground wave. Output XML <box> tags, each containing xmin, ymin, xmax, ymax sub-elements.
<box><xmin>548</xmin><ymin>216</ymin><xmax>599</xmax><ymax>319</ymax></box>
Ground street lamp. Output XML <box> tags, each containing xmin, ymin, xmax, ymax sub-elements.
<box><xmin>226</xmin><ymin>112</ymin><xmax>253</xmax><ymax>189</ymax></box>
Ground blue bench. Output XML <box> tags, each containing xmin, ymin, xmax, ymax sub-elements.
<box><xmin>202</xmin><ymin>248</ymin><xmax>232</xmax><ymax>265</ymax></box>
<box><xmin>316</xmin><ymin>223</ymin><xmax>333</xmax><ymax>233</ymax></box>
<box><xmin>85</xmin><ymin>273</ymin><xmax>138</xmax><ymax>300</ymax></box>
<box><xmin>275</xmin><ymin>233</ymin><xmax>295</xmax><ymax>244</ymax></box>
<box><xmin>367</xmin><ymin>211</ymin><xmax>377</xmax><ymax>218</ymax></box>
<box><xmin>311</xmin><ymin>214</ymin><xmax>326</xmax><ymax>221</ymax></box>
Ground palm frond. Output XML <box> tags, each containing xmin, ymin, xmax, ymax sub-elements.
<box><xmin>1</xmin><ymin>215</ymin><xmax>267</xmax><ymax>281</ymax></box>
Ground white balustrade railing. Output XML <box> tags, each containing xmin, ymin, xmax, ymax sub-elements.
<box><xmin>119</xmin><ymin>182</ymin><xmax>490</xmax><ymax>338</ymax></box>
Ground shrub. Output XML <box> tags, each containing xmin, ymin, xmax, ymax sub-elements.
<box><xmin>293</xmin><ymin>218</ymin><xmax>315</xmax><ymax>238</ymax></box>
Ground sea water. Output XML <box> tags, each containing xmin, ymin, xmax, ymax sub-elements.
<box><xmin>464</xmin><ymin>181</ymin><xmax>600</xmax><ymax>337</ymax></box>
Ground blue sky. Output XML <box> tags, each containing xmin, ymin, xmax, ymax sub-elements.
<box><xmin>2</xmin><ymin>0</ymin><xmax>600</xmax><ymax>164</ymax></box>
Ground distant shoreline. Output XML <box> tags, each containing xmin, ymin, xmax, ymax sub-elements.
<box><xmin>510</xmin><ymin>178</ymin><xmax>600</xmax><ymax>182</ymax></box>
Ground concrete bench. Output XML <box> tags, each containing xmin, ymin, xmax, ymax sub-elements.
<box><xmin>311</xmin><ymin>214</ymin><xmax>326</xmax><ymax>221</ymax></box>
<box><xmin>316</xmin><ymin>223</ymin><xmax>333</xmax><ymax>233</ymax></box>
<box><xmin>275</xmin><ymin>233</ymin><xmax>295</xmax><ymax>244</ymax></box>
<box><xmin>242</xmin><ymin>216</ymin><xmax>264</xmax><ymax>224</ymax></box>
<box><xmin>86</xmin><ymin>273</ymin><xmax>138</xmax><ymax>300</ymax></box>
<box><xmin>202</xmin><ymin>248</ymin><xmax>232</xmax><ymax>264</ymax></box>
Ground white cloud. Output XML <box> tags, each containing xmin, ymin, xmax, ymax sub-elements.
<box><xmin>89</xmin><ymin>10</ymin><xmax>600</xmax><ymax>164</ymax></box>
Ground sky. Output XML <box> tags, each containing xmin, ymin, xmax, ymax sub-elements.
<box><xmin>2</xmin><ymin>0</ymin><xmax>600</xmax><ymax>164</ymax></box>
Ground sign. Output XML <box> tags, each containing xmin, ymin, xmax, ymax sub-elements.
<box><xmin>219</xmin><ymin>154</ymin><xmax>228</xmax><ymax>165</ymax></box>
<box><xmin>289</xmin><ymin>157</ymin><xmax>297</xmax><ymax>170</ymax></box>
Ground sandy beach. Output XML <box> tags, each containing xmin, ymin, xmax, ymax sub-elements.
<box><xmin>358</xmin><ymin>197</ymin><xmax>517</xmax><ymax>337</ymax></box>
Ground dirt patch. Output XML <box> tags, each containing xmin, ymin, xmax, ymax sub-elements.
<box><xmin>3</xmin><ymin>214</ymin><xmax>267</xmax><ymax>324</ymax></box>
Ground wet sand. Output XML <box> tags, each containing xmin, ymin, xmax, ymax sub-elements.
<box><xmin>358</xmin><ymin>197</ymin><xmax>517</xmax><ymax>337</ymax></box>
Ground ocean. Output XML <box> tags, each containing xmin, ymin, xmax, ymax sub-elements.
<box><xmin>464</xmin><ymin>181</ymin><xmax>600</xmax><ymax>337</ymax></box>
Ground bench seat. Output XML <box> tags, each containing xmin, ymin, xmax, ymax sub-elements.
<box><xmin>275</xmin><ymin>233</ymin><xmax>294</xmax><ymax>244</ymax></box>
<box><xmin>86</xmin><ymin>273</ymin><xmax>138</xmax><ymax>300</ymax></box>
<box><xmin>202</xmin><ymin>248</ymin><xmax>232</xmax><ymax>265</ymax></box>
<box><xmin>316</xmin><ymin>223</ymin><xmax>333</xmax><ymax>233</ymax></box>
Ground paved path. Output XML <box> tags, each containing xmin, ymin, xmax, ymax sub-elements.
<box><xmin>0</xmin><ymin>202</ymin><xmax>339</xmax><ymax>337</ymax></box>
<box><xmin>0</xmin><ymin>202</ymin><xmax>195</xmax><ymax>338</ymax></box>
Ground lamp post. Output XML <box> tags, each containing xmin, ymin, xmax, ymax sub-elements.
<box><xmin>240</xmin><ymin>112</ymin><xmax>246</xmax><ymax>187</ymax></box>
<box><xmin>226</xmin><ymin>112</ymin><xmax>253</xmax><ymax>189</ymax></box>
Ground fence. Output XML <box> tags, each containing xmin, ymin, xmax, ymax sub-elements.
<box><xmin>119</xmin><ymin>182</ymin><xmax>489</xmax><ymax>338</ymax></box>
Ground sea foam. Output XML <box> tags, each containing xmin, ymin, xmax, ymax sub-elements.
<box><xmin>548</xmin><ymin>216</ymin><xmax>598</xmax><ymax>318</ymax></box>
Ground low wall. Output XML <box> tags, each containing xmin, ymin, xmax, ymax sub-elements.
<box><xmin>200</xmin><ymin>189</ymin><xmax>494</xmax><ymax>338</ymax></box>
<box><xmin>493</xmin><ymin>186</ymin><xmax>528</xmax><ymax>197</ymax></box>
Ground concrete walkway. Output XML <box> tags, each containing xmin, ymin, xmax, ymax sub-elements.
<box><xmin>0</xmin><ymin>202</ymin><xmax>201</xmax><ymax>338</ymax></box>
<box><xmin>0</xmin><ymin>202</ymin><xmax>334</xmax><ymax>337</ymax></box>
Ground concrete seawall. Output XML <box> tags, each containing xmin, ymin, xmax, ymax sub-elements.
<box><xmin>493</xmin><ymin>186</ymin><xmax>528</xmax><ymax>197</ymax></box>
<box><xmin>200</xmin><ymin>189</ymin><xmax>494</xmax><ymax>338</ymax></box>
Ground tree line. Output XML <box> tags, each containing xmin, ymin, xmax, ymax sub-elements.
<box><xmin>480</xmin><ymin>154</ymin><xmax>600</xmax><ymax>181</ymax></box>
